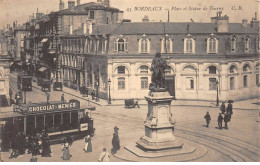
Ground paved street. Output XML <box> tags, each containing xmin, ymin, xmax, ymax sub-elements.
<box><xmin>1</xmin><ymin>73</ymin><xmax>259</xmax><ymax>162</ymax></box>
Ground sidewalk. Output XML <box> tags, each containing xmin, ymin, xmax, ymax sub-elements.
<box><xmin>62</xmin><ymin>86</ymin><xmax>259</xmax><ymax>110</ymax></box>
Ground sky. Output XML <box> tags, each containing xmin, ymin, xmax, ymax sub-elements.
<box><xmin>0</xmin><ymin>0</ymin><xmax>259</xmax><ymax>28</ymax></box>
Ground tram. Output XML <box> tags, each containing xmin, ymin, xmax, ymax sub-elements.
<box><xmin>17</xmin><ymin>73</ymin><xmax>32</xmax><ymax>91</ymax></box>
<box><xmin>0</xmin><ymin>99</ymin><xmax>95</xmax><ymax>150</ymax></box>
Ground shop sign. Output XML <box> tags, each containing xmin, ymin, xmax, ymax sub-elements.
<box><xmin>80</xmin><ymin>123</ymin><xmax>88</xmax><ymax>131</ymax></box>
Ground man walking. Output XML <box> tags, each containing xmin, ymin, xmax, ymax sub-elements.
<box><xmin>218</xmin><ymin>113</ymin><xmax>223</xmax><ymax>129</ymax></box>
<box><xmin>224</xmin><ymin>113</ymin><xmax>229</xmax><ymax>129</ymax></box>
<box><xmin>91</xmin><ymin>91</ymin><xmax>95</xmax><ymax>100</ymax></box>
<box><xmin>61</xmin><ymin>94</ymin><xmax>65</xmax><ymax>102</ymax></box>
<box><xmin>220</xmin><ymin>102</ymin><xmax>225</xmax><ymax>114</ymax></box>
<box><xmin>98</xmin><ymin>148</ymin><xmax>110</xmax><ymax>162</ymax></box>
<box><xmin>227</xmin><ymin>102</ymin><xmax>233</xmax><ymax>121</ymax></box>
<box><xmin>204</xmin><ymin>112</ymin><xmax>211</xmax><ymax>127</ymax></box>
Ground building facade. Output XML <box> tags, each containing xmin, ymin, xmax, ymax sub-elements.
<box><xmin>60</xmin><ymin>12</ymin><xmax>260</xmax><ymax>101</ymax></box>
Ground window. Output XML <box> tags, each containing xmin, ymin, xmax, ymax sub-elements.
<box><xmin>209</xmin><ymin>66</ymin><xmax>217</xmax><ymax>74</ymax></box>
<box><xmin>117</xmin><ymin>66</ymin><xmax>125</xmax><ymax>74</ymax></box>
<box><xmin>209</xmin><ymin>78</ymin><xmax>217</xmax><ymax>90</ymax></box>
<box><xmin>118</xmin><ymin>77</ymin><xmax>125</xmax><ymax>89</ymax></box>
<box><xmin>102</xmin><ymin>40</ymin><xmax>106</xmax><ymax>53</ymax></box>
<box><xmin>115</xmin><ymin>37</ymin><xmax>127</xmax><ymax>52</ymax></box>
<box><xmin>139</xmin><ymin>38</ymin><xmax>149</xmax><ymax>53</ymax></box>
<box><xmin>90</xmin><ymin>11</ymin><xmax>94</xmax><ymax>19</ymax></box>
<box><xmin>243</xmin><ymin>64</ymin><xmax>250</xmax><ymax>72</ymax></box>
<box><xmin>184</xmin><ymin>37</ymin><xmax>195</xmax><ymax>53</ymax></box>
<box><xmin>140</xmin><ymin>65</ymin><xmax>148</xmax><ymax>74</ymax></box>
<box><xmin>186</xmin><ymin>77</ymin><xmax>194</xmax><ymax>90</ymax></box>
<box><xmin>141</xmin><ymin>77</ymin><xmax>148</xmax><ymax>89</ymax></box>
<box><xmin>229</xmin><ymin>36</ymin><xmax>236</xmax><ymax>52</ymax></box>
<box><xmin>256</xmin><ymin>74</ymin><xmax>260</xmax><ymax>87</ymax></box>
<box><xmin>243</xmin><ymin>75</ymin><xmax>248</xmax><ymax>87</ymax></box>
<box><xmin>161</xmin><ymin>37</ymin><xmax>172</xmax><ymax>53</ymax></box>
<box><xmin>230</xmin><ymin>77</ymin><xmax>235</xmax><ymax>90</ymax></box>
<box><xmin>243</xmin><ymin>36</ymin><xmax>251</xmax><ymax>52</ymax></box>
<box><xmin>229</xmin><ymin>65</ymin><xmax>237</xmax><ymax>73</ymax></box>
<box><xmin>207</xmin><ymin>38</ymin><xmax>217</xmax><ymax>53</ymax></box>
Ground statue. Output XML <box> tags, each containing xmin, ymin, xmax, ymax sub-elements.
<box><xmin>150</xmin><ymin>52</ymin><xmax>168</xmax><ymax>90</ymax></box>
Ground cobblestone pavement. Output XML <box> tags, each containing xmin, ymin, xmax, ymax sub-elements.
<box><xmin>1</xmin><ymin>73</ymin><xmax>259</xmax><ymax>162</ymax></box>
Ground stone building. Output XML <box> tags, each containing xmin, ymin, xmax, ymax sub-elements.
<box><xmin>60</xmin><ymin>12</ymin><xmax>259</xmax><ymax>101</ymax></box>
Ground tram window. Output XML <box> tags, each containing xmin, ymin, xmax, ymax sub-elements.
<box><xmin>62</xmin><ymin>112</ymin><xmax>71</xmax><ymax>130</ymax></box>
<box><xmin>54</xmin><ymin>113</ymin><xmax>62</xmax><ymax>131</ymax></box>
<box><xmin>71</xmin><ymin>112</ymin><xmax>79</xmax><ymax>129</ymax></box>
<box><xmin>36</xmin><ymin>116</ymin><xmax>44</xmax><ymax>132</ymax></box>
<box><xmin>45</xmin><ymin>114</ymin><xmax>54</xmax><ymax>132</ymax></box>
<box><xmin>27</xmin><ymin>116</ymin><xmax>36</xmax><ymax>135</ymax></box>
<box><xmin>17</xmin><ymin>117</ymin><xmax>24</xmax><ymax>133</ymax></box>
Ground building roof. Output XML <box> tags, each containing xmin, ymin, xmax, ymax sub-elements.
<box><xmin>90</xmin><ymin>22</ymin><xmax>259</xmax><ymax>35</ymax></box>
<box><xmin>56</xmin><ymin>2</ymin><xmax>122</xmax><ymax>15</ymax></box>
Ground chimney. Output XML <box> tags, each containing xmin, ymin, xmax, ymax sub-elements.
<box><xmin>59</xmin><ymin>0</ymin><xmax>65</xmax><ymax>11</ymax></box>
<box><xmin>142</xmin><ymin>15</ymin><xmax>149</xmax><ymax>22</ymax></box>
<box><xmin>104</xmin><ymin>0</ymin><xmax>110</xmax><ymax>7</ymax></box>
<box><xmin>77</xmin><ymin>0</ymin><xmax>80</xmax><ymax>6</ymax></box>
<box><xmin>68</xmin><ymin>0</ymin><xmax>75</xmax><ymax>11</ymax></box>
<box><xmin>217</xmin><ymin>14</ymin><xmax>229</xmax><ymax>33</ymax></box>
<box><xmin>82</xmin><ymin>23</ymin><xmax>87</xmax><ymax>34</ymax></box>
<box><xmin>242</xmin><ymin>19</ymin><xmax>248</xmax><ymax>28</ymax></box>
<box><xmin>69</xmin><ymin>25</ymin><xmax>73</xmax><ymax>35</ymax></box>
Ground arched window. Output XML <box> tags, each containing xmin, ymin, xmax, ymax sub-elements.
<box><xmin>208</xmin><ymin>66</ymin><xmax>217</xmax><ymax>74</ymax></box>
<box><xmin>184</xmin><ymin>35</ymin><xmax>195</xmax><ymax>54</ymax></box>
<box><xmin>117</xmin><ymin>66</ymin><xmax>126</xmax><ymax>74</ymax></box>
<box><xmin>161</xmin><ymin>35</ymin><xmax>172</xmax><ymax>53</ymax></box>
<box><xmin>243</xmin><ymin>36</ymin><xmax>251</xmax><ymax>52</ymax></box>
<box><xmin>229</xmin><ymin>65</ymin><xmax>237</xmax><ymax>73</ymax></box>
<box><xmin>139</xmin><ymin>37</ymin><xmax>150</xmax><ymax>53</ymax></box>
<box><xmin>114</xmin><ymin>36</ymin><xmax>127</xmax><ymax>53</ymax></box>
<box><xmin>229</xmin><ymin>36</ymin><xmax>236</xmax><ymax>52</ymax></box>
<box><xmin>243</xmin><ymin>64</ymin><xmax>250</xmax><ymax>72</ymax></box>
<box><xmin>207</xmin><ymin>34</ymin><xmax>218</xmax><ymax>54</ymax></box>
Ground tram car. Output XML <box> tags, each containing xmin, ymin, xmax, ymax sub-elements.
<box><xmin>0</xmin><ymin>99</ymin><xmax>95</xmax><ymax>150</ymax></box>
<box><xmin>17</xmin><ymin>73</ymin><xmax>32</xmax><ymax>91</ymax></box>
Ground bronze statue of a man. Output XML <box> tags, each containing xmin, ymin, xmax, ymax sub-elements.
<box><xmin>150</xmin><ymin>52</ymin><xmax>168</xmax><ymax>89</ymax></box>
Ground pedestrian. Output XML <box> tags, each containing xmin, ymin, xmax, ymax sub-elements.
<box><xmin>134</xmin><ymin>100</ymin><xmax>140</xmax><ymax>108</ymax></box>
<box><xmin>27</xmin><ymin>134</ymin><xmax>33</xmax><ymax>154</ymax></box>
<box><xmin>85</xmin><ymin>88</ymin><xmax>89</xmax><ymax>97</ymax></box>
<box><xmin>220</xmin><ymin>102</ymin><xmax>225</xmax><ymax>114</ymax></box>
<box><xmin>46</xmin><ymin>93</ymin><xmax>50</xmax><ymax>103</ymax></box>
<box><xmin>217</xmin><ymin>113</ymin><xmax>223</xmax><ymax>129</ymax></box>
<box><xmin>111</xmin><ymin>126</ymin><xmax>120</xmax><ymax>154</ymax></box>
<box><xmin>83</xmin><ymin>135</ymin><xmax>92</xmax><ymax>153</ymax></box>
<box><xmin>224</xmin><ymin>113</ymin><xmax>229</xmax><ymax>129</ymax></box>
<box><xmin>41</xmin><ymin>131</ymin><xmax>51</xmax><ymax>157</ymax></box>
<box><xmin>17</xmin><ymin>132</ymin><xmax>24</xmax><ymax>155</ymax></box>
<box><xmin>227</xmin><ymin>102</ymin><xmax>233</xmax><ymax>120</ymax></box>
<box><xmin>61</xmin><ymin>94</ymin><xmax>65</xmax><ymax>102</ymax></box>
<box><xmin>61</xmin><ymin>139</ymin><xmax>71</xmax><ymax>160</ymax></box>
<box><xmin>98</xmin><ymin>148</ymin><xmax>110</xmax><ymax>162</ymax></box>
<box><xmin>9</xmin><ymin>137</ymin><xmax>18</xmax><ymax>159</ymax></box>
<box><xmin>91</xmin><ymin>91</ymin><xmax>95</xmax><ymax>100</ymax></box>
<box><xmin>20</xmin><ymin>132</ymin><xmax>26</xmax><ymax>155</ymax></box>
<box><xmin>204</xmin><ymin>112</ymin><xmax>211</xmax><ymax>127</ymax></box>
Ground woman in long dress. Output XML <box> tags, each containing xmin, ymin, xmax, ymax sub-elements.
<box><xmin>41</xmin><ymin>136</ymin><xmax>51</xmax><ymax>157</ymax></box>
<box><xmin>84</xmin><ymin>135</ymin><xmax>92</xmax><ymax>153</ymax></box>
<box><xmin>111</xmin><ymin>126</ymin><xmax>120</xmax><ymax>154</ymax></box>
<box><xmin>62</xmin><ymin>140</ymin><xmax>70</xmax><ymax>160</ymax></box>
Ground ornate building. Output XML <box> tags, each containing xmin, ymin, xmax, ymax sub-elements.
<box><xmin>60</xmin><ymin>12</ymin><xmax>259</xmax><ymax>101</ymax></box>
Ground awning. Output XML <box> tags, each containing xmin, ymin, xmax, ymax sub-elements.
<box><xmin>38</xmin><ymin>67</ymin><xmax>48</xmax><ymax>72</ymax></box>
<box><xmin>41</xmin><ymin>38</ymin><xmax>48</xmax><ymax>43</ymax></box>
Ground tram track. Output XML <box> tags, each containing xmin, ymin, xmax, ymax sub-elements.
<box><xmin>92</xmin><ymin>111</ymin><xmax>259</xmax><ymax>162</ymax></box>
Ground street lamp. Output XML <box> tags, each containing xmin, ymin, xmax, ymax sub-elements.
<box><xmin>216</xmin><ymin>80</ymin><xmax>219</xmax><ymax>106</ymax></box>
<box><xmin>95</xmin><ymin>76</ymin><xmax>99</xmax><ymax>102</ymax></box>
<box><xmin>108</xmin><ymin>78</ymin><xmax>111</xmax><ymax>104</ymax></box>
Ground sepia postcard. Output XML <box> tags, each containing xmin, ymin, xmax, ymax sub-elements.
<box><xmin>0</xmin><ymin>0</ymin><xmax>259</xmax><ymax>163</ymax></box>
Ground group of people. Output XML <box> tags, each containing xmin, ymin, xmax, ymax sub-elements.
<box><xmin>9</xmin><ymin>130</ymin><xmax>52</xmax><ymax>161</ymax></box>
<box><xmin>204</xmin><ymin>102</ymin><xmax>233</xmax><ymax>129</ymax></box>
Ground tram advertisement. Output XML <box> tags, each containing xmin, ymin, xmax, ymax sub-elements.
<box><xmin>15</xmin><ymin>100</ymin><xmax>80</xmax><ymax>114</ymax></box>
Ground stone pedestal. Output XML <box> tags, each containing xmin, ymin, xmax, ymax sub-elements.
<box><xmin>136</xmin><ymin>89</ymin><xmax>183</xmax><ymax>151</ymax></box>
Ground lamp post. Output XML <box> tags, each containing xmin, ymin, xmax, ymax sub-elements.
<box><xmin>95</xmin><ymin>76</ymin><xmax>99</xmax><ymax>102</ymax></box>
<box><xmin>216</xmin><ymin>80</ymin><xmax>219</xmax><ymax>106</ymax></box>
<box><xmin>108</xmin><ymin>78</ymin><xmax>111</xmax><ymax>104</ymax></box>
